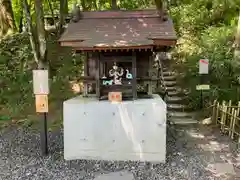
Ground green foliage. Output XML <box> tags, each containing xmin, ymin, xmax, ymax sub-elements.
<box><xmin>171</xmin><ymin>0</ymin><xmax>240</xmax><ymax>33</ymax></box>
<box><xmin>119</xmin><ymin>0</ymin><xmax>151</xmax><ymax>9</ymax></box>
<box><xmin>0</xmin><ymin>33</ymin><xmax>34</xmax><ymax>115</ymax></box>
<box><xmin>170</xmin><ymin>0</ymin><xmax>240</xmax><ymax>109</ymax></box>
<box><xmin>1</xmin><ymin>0</ymin><xmax>240</xmax><ymax>126</ymax></box>
<box><xmin>0</xmin><ymin>33</ymin><xmax>83</xmax><ymax>124</ymax></box>
<box><xmin>12</xmin><ymin>0</ymin><xmax>22</xmax><ymax>30</ymax></box>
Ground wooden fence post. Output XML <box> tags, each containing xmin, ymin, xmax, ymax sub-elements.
<box><xmin>237</xmin><ymin>101</ymin><xmax>240</xmax><ymax>116</ymax></box>
<box><xmin>221</xmin><ymin>103</ymin><xmax>227</xmax><ymax>132</ymax></box>
<box><xmin>231</xmin><ymin>110</ymin><xmax>237</xmax><ymax>139</ymax></box>
<box><xmin>212</xmin><ymin>100</ymin><xmax>217</xmax><ymax>124</ymax></box>
<box><xmin>229</xmin><ymin>108</ymin><xmax>235</xmax><ymax>137</ymax></box>
<box><xmin>237</xmin><ymin>101</ymin><xmax>240</xmax><ymax>120</ymax></box>
<box><xmin>215</xmin><ymin>102</ymin><xmax>220</xmax><ymax>125</ymax></box>
<box><xmin>220</xmin><ymin>101</ymin><xmax>224</xmax><ymax>127</ymax></box>
<box><xmin>213</xmin><ymin>100</ymin><xmax>240</xmax><ymax>142</ymax></box>
<box><xmin>227</xmin><ymin>100</ymin><xmax>232</xmax><ymax>126</ymax></box>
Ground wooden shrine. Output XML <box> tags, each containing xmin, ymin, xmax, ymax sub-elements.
<box><xmin>60</xmin><ymin>9</ymin><xmax>177</xmax><ymax>163</ymax></box>
<box><xmin>59</xmin><ymin>10</ymin><xmax>177</xmax><ymax>101</ymax></box>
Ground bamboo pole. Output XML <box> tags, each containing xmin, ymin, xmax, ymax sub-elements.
<box><xmin>212</xmin><ymin>100</ymin><xmax>217</xmax><ymax>124</ymax></box>
<box><xmin>227</xmin><ymin>100</ymin><xmax>232</xmax><ymax>125</ymax></box>
<box><xmin>229</xmin><ymin>108</ymin><xmax>235</xmax><ymax>137</ymax></box>
<box><xmin>220</xmin><ymin>101</ymin><xmax>226</xmax><ymax>125</ymax></box>
<box><xmin>231</xmin><ymin>110</ymin><xmax>237</xmax><ymax>139</ymax></box>
<box><xmin>215</xmin><ymin>102</ymin><xmax>220</xmax><ymax>125</ymax></box>
<box><xmin>223</xmin><ymin>105</ymin><xmax>228</xmax><ymax>133</ymax></box>
<box><xmin>237</xmin><ymin>101</ymin><xmax>240</xmax><ymax>117</ymax></box>
<box><xmin>222</xmin><ymin>100</ymin><xmax>226</xmax><ymax>109</ymax></box>
<box><xmin>237</xmin><ymin>102</ymin><xmax>240</xmax><ymax>128</ymax></box>
<box><xmin>221</xmin><ymin>104</ymin><xmax>227</xmax><ymax>132</ymax></box>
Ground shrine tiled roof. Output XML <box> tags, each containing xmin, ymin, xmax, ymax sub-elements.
<box><xmin>58</xmin><ymin>10</ymin><xmax>177</xmax><ymax>50</ymax></box>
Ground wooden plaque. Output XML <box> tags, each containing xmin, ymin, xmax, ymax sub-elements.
<box><xmin>35</xmin><ymin>94</ymin><xmax>48</xmax><ymax>113</ymax></box>
<box><xmin>108</xmin><ymin>92</ymin><xmax>122</xmax><ymax>102</ymax></box>
<box><xmin>196</xmin><ymin>84</ymin><xmax>210</xmax><ymax>90</ymax></box>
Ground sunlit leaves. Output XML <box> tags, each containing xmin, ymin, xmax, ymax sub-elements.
<box><xmin>170</xmin><ymin>0</ymin><xmax>240</xmax><ymax>107</ymax></box>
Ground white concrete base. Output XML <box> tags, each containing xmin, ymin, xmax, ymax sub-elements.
<box><xmin>63</xmin><ymin>94</ymin><xmax>166</xmax><ymax>163</ymax></box>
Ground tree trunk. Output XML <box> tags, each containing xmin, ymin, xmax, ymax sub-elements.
<box><xmin>59</xmin><ymin>0</ymin><xmax>63</xmax><ymax>31</ymax></box>
<box><xmin>58</xmin><ymin>0</ymin><xmax>65</xmax><ymax>34</ymax></box>
<box><xmin>155</xmin><ymin>0</ymin><xmax>165</xmax><ymax>19</ymax></box>
<box><xmin>34</xmin><ymin>0</ymin><xmax>47</xmax><ymax>69</ymax></box>
<box><xmin>64</xmin><ymin>0</ymin><xmax>68</xmax><ymax>15</ymax></box>
<box><xmin>0</xmin><ymin>0</ymin><xmax>17</xmax><ymax>35</ymax></box>
<box><xmin>22</xmin><ymin>0</ymin><xmax>39</xmax><ymax>64</ymax></box>
<box><xmin>18</xmin><ymin>7</ymin><xmax>23</xmax><ymax>33</ymax></box>
<box><xmin>235</xmin><ymin>12</ymin><xmax>240</xmax><ymax>62</ymax></box>
<box><xmin>111</xmin><ymin>0</ymin><xmax>117</xmax><ymax>10</ymax></box>
<box><xmin>234</xmin><ymin>12</ymin><xmax>240</xmax><ymax>86</ymax></box>
<box><xmin>92</xmin><ymin>0</ymin><xmax>97</xmax><ymax>10</ymax></box>
<box><xmin>81</xmin><ymin>0</ymin><xmax>87</xmax><ymax>10</ymax></box>
<box><xmin>47</xmin><ymin>0</ymin><xmax>56</xmax><ymax>29</ymax></box>
<box><xmin>59</xmin><ymin>0</ymin><xmax>68</xmax><ymax>33</ymax></box>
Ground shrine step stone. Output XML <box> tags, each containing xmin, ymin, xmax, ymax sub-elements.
<box><xmin>166</xmin><ymin>96</ymin><xmax>187</xmax><ymax>103</ymax></box>
<box><xmin>163</xmin><ymin>75</ymin><xmax>176</xmax><ymax>81</ymax></box>
<box><xmin>162</xmin><ymin>71</ymin><xmax>175</xmax><ymax>76</ymax></box>
<box><xmin>161</xmin><ymin>69</ymin><xmax>198</xmax><ymax>125</ymax></box>
<box><xmin>168</xmin><ymin>111</ymin><xmax>195</xmax><ymax>118</ymax></box>
<box><xmin>169</xmin><ymin>117</ymin><xmax>199</xmax><ymax>125</ymax></box>
<box><xmin>167</xmin><ymin>104</ymin><xmax>191</xmax><ymax>111</ymax></box>
<box><xmin>166</xmin><ymin>86</ymin><xmax>179</xmax><ymax>92</ymax></box>
<box><xmin>167</xmin><ymin>91</ymin><xmax>183</xmax><ymax>96</ymax></box>
<box><xmin>164</xmin><ymin>80</ymin><xmax>177</xmax><ymax>87</ymax></box>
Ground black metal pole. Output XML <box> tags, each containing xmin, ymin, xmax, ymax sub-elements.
<box><xmin>199</xmin><ymin>74</ymin><xmax>204</xmax><ymax>109</ymax></box>
<box><xmin>40</xmin><ymin>112</ymin><xmax>48</xmax><ymax>156</ymax></box>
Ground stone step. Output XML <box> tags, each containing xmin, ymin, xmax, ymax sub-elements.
<box><xmin>166</xmin><ymin>96</ymin><xmax>187</xmax><ymax>102</ymax></box>
<box><xmin>168</xmin><ymin>111</ymin><xmax>195</xmax><ymax>118</ymax></box>
<box><xmin>164</xmin><ymin>81</ymin><xmax>177</xmax><ymax>87</ymax></box>
<box><xmin>167</xmin><ymin>90</ymin><xmax>187</xmax><ymax>96</ymax></box>
<box><xmin>166</xmin><ymin>86</ymin><xmax>179</xmax><ymax>92</ymax></box>
<box><xmin>169</xmin><ymin>117</ymin><xmax>199</xmax><ymax>125</ymax></box>
<box><xmin>162</xmin><ymin>71</ymin><xmax>175</xmax><ymax>76</ymax></box>
<box><xmin>167</xmin><ymin>91</ymin><xmax>181</xmax><ymax>96</ymax></box>
<box><xmin>156</xmin><ymin>87</ymin><xmax>179</xmax><ymax>93</ymax></box>
<box><xmin>163</xmin><ymin>76</ymin><xmax>176</xmax><ymax>81</ymax></box>
<box><xmin>167</xmin><ymin>104</ymin><xmax>190</xmax><ymax>111</ymax></box>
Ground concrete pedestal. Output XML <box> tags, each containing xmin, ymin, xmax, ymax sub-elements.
<box><xmin>63</xmin><ymin>94</ymin><xmax>166</xmax><ymax>163</ymax></box>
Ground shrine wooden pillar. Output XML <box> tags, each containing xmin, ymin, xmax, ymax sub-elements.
<box><xmin>132</xmin><ymin>51</ymin><xmax>137</xmax><ymax>99</ymax></box>
<box><xmin>148</xmin><ymin>54</ymin><xmax>154</xmax><ymax>95</ymax></box>
<box><xmin>83</xmin><ymin>52</ymin><xmax>88</xmax><ymax>97</ymax></box>
<box><xmin>96</xmin><ymin>52</ymin><xmax>100</xmax><ymax>99</ymax></box>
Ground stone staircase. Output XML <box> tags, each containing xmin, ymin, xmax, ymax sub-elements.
<box><xmin>161</xmin><ymin>70</ymin><xmax>198</xmax><ymax>125</ymax></box>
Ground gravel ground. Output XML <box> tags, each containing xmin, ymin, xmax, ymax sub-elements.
<box><xmin>0</xmin><ymin>124</ymin><xmax>239</xmax><ymax>180</ymax></box>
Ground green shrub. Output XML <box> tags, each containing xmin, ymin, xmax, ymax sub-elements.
<box><xmin>170</xmin><ymin>1</ymin><xmax>240</xmax><ymax>109</ymax></box>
